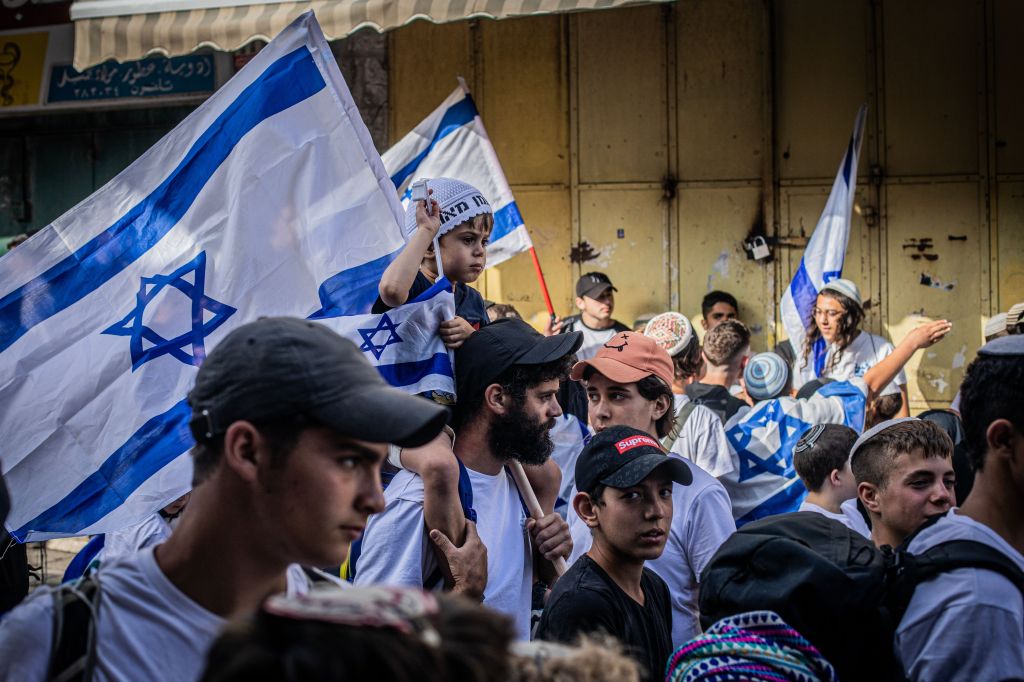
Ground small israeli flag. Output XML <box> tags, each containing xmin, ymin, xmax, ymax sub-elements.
<box><xmin>0</xmin><ymin>13</ymin><xmax>453</xmax><ymax>542</ymax></box>
<box><xmin>780</xmin><ymin>105</ymin><xmax>868</xmax><ymax>387</ymax></box>
<box><xmin>382</xmin><ymin>84</ymin><xmax>533</xmax><ymax>269</ymax></box>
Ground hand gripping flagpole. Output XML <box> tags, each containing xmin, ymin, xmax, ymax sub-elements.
<box><xmin>508</xmin><ymin>460</ymin><xmax>568</xmax><ymax>577</ymax></box>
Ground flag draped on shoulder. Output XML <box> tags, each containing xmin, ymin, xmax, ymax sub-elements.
<box><xmin>0</xmin><ymin>12</ymin><xmax>453</xmax><ymax>543</ymax></box>
<box><xmin>780</xmin><ymin>105</ymin><xmax>868</xmax><ymax>389</ymax></box>
<box><xmin>382</xmin><ymin>84</ymin><xmax>533</xmax><ymax>269</ymax></box>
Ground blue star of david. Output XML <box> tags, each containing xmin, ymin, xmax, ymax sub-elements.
<box><xmin>729</xmin><ymin>401</ymin><xmax>811</xmax><ymax>482</ymax></box>
<box><xmin>358</xmin><ymin>313</ymin><xmax>403</xmax><ymax>360</ymax></box>
<box><xmin>103</xmin><ymin>251</ymin><xmax>236</xmax><ymax>371</ymax></box>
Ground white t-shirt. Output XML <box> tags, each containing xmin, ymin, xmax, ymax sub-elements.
<box><xmin>548</xmin><ymin>414</ymin><xmax>590</xmax><ymax>519</ymax></box>
<box><xmin>0</xmin><ymin>546</ymin><xmax>314</xmax><ymax>682</ymax></box>
<box><xmin>570</xmin><ymin>321</ymin><xmax>628</xmax><ymax>361</ymax></box>
<box><xmin>566</xmin><ymin>459</ymin><xmax>736</xmax><ymax>647</ymax></box>
<box><xmin>354</xmin><ymin>465</ymin><xmax>533</xmax><ymax>640</ymax></box>
<box><xmin>795</xmin><ymin>331</ymin><xmax>905</xmax><ymax>396</ymax></box>
<box><xmin>896</xmin><ymin>510</ymin><xmax>1024</xmax><ymax>681</ymax></box>
<box><xmin>102</xmin><ymin>513</ymin><xmax>172</xmax><ymax>563</ymax></box>
<box><xmin>798</xmin><ymin>500</ymin><xmax>870</xmax><ymax>538</ymax></box>
<box><xmin>668</xmin><ymin>394</ymin><xmax>735</xmax><ymax>478</ymax></box>
<box><xmin>721</xmin><ymin>380</ymin><xmax>867</xmax><ymax>524</ymax></box>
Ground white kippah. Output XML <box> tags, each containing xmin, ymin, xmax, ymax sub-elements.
<box><xmin>403</xmin><ymin>177</ymin><xmax>492</xmax><ymax>240</ymax></box>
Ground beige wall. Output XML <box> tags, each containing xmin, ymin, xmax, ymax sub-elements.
<box><xmin>388</xmin><ymin>0</ymin><xmax>1024</xmax><ymax>411</ymax></box>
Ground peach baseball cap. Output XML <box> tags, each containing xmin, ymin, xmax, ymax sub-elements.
<box><xmin>570</xmin><ymin>331</ymin><xmax>674</xmax><ymax>388</ymax></box>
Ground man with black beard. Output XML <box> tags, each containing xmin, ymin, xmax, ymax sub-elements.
<box><xmin>355</xmin><ymin>319</ymin><xmax>580</xmax><ymax>639</ymax></box>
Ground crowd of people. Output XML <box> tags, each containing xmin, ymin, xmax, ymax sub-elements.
<box><xmin>0</xmin><ymin>177</ymin><xmax>1022</xmax><ymax>682</ymax></box>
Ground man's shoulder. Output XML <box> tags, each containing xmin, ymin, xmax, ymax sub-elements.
<box><xmin>559</xmin><ymin>314</ymin><xmax>583</xmax><ymax>332</ymax></box>
<box><xmin>612</xmin><ymin>320</ymin><xmax>631</xmax><ymax>332</ymax></box>
<box><xmin>0</xmin><ymin>584</ymin><xmax>55</xmax><ymax>678</ymax></box>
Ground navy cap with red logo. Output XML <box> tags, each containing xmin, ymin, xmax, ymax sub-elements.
<box><xmin>575</xmin><ymin>425</ymin><xmax>692</xmax><ymax>496</ymax></box>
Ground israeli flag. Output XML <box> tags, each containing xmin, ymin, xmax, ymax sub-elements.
<box><xmin>780</xmin><ymin>105</ymin><xmax>868</xmax><ymax>388</ymax></box>
<box><xmin>0</xmin><ymin>13</ymin><xmax>453</xmax><ymax>543</ymax></box>
<box><xmin>722</xmin><ymin>381</ymin><xmax>867</xmax><ymax>526</ymax></box>
<box><xmin>382</xmin><ymin>84</ymin><xmax>533</xmax><ymax>269</ymax></box>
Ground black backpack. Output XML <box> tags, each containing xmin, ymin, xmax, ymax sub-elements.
<box><xmin>698</xmin><ymin>512</ymin><xmax>1024</xmax><ymax>681</ymax></box>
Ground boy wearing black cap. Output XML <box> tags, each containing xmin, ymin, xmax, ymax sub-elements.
<box><xmin>537</xmin><ymin>425</ymin><xmax>689</xmax><ymax>682</ymax></box>
<box><xmin>553</xmin><ymin>272</ymin><xmax>630</xmax><ymax>360</ymax></box>
<box><xmin>354</xmin><ymin>319</ymin><xmax>579</xmax><ymax>640</ymax></box>
<box><xmin>896</xmin><ymin>336</ymin><xmax>1024</xmax><ymax>681</ymax></box>
<box><xmin>0</xmin><ymin>317</ymin><xmax>470</xmax><ymax>682</ymax></box>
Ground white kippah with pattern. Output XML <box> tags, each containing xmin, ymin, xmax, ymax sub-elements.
<box><xmin>403</xmin><ymin>177</ymin><xmax>492</xmax><ymax>240</ymax></box>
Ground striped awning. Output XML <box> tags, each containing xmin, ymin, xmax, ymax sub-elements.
<box><xmin>71</xmin><ymin>0</ymin><xmax>667</xmax><ymax>70</ymax></box>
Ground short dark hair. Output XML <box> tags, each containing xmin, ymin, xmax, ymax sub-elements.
<box><xmin>851</xmin><ymin>420</ymin><xmax>953</xmax><ymax>490</ymax></box>
<box><xmin>701</xmin><ymin>291</ymin><xmax>739</xmax><ymax>319</ymax></box>
<box><xmin>959</xmin><ymin>354</ymin><xmax>1024</xmax><ymax>471</ymax></box>
<box><xmin>865</xmin><ymin>393</ymin><xmax>904</xmax><ymax>429</ymax></box>
<box><xmin>191</xmin><ymin>414</ymin><xmax>317</xmax><ymax>485</ymax></box>
<box><xmin>451</xmin><ymin>355</ymin><xmax>573</xmax><ymax>430</ymax></box>
<box><xmin>581</xmin><ymin>367</ymin><xmax>676</xmax><ymax>439</ymax></box>
<box><xmin>793</xmin><ymin>424</ymin><xmax>858</xmax><ymax>492</ymax></box>
<box><xmin>702</xmin><ymin>319</ymin><xmax>751</xmax><ymax>366</ymax></box>
<box><xmin>671</xmin><ymin>336</ymin><xmax>703</xmax><ymax>382</ymax></box>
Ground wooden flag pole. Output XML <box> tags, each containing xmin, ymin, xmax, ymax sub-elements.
<box><xmin>508</xmin><ymin>459</ymin><xmax>568</xmax><ymax>577</ymax></box>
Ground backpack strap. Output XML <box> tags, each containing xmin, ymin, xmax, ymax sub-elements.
<box><xmin>661</xmin><ymin>401</ymin><xmax>697</xmax><ymax>452</ymax></box>
<box><xmin>888</xmin><ymin>539</ymin><xmax>1024</xmax><ymax>618</ymax></box>
<box><xmin>48</xmin><ymin>572</ymin><xmax>102</xmax><ymax>682</ymax></box>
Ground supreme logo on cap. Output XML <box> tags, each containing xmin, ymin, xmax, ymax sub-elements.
<box><xmin>614</xmin><ymin>435</ymin><xmax>661</xmax><ymax>454</ymax></box>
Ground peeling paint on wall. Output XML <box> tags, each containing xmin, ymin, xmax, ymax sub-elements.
<box><xmin>706</xmin><ymin>250</ymin><xmax>729</xmax><ymax>292</ymax></box>
<box><xmin>920</xmin><ymin>273</ymin><xmax>956</xmax><ymax>291</ymax></box>
<box><xmin>952</xmin><ymin>344</ymin><xmax>967</xmax><ymax>369</ymax></box>
<box><xmin>928</xmin><ymin>373</ymin><xmax>950</xmax><ymax>394</ymax></box>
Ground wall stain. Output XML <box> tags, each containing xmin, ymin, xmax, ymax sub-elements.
<box><xmin>920</xmin><ymin>273</ymin><xmax>956</xmax><ymax>291</ymax></box>
<box><xmin>570</xmin><ymin>240</ymin><xmax>600</xmax><ymax>264</ymax></box>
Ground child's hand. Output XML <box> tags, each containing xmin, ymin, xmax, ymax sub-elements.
<box><xmin>440</xmin><ymin>316</ymin><xmax>475</xmax><ymax>349</ymax></box>
<box><xmin>416</xmin><ymin>191</ymin><xmax>442</xmax><ymax>238</ymax></box>
<box><xmin>543</xmin><ymin>315</ymin><xmax>563</xmax><ymax>337</ymax></box>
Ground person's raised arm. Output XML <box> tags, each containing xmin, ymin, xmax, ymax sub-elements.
<box><xmin>862</xmin><ymin>320</ymin><xmax>952</xmax><ymax>399</ymax></box>
<box><xmin>378</xmin><ymin>197</ymin><xmax>440</xmax><ymax>308</ymax></box>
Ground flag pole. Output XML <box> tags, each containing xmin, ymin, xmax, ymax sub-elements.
<box><xmin>529</xmin><ymin>246</ymin><xmax>556</xmax><ymax>320</ymax></box>
<box><xmin>508</xmin><ymin>460</ymin><xmax>568</xmax><ymax>577</ymax></box>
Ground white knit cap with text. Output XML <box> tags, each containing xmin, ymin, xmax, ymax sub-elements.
<box><xmin>403</xmin><ymin>177</ymin><xmax>492</xmax><ymax>240</ymax></box>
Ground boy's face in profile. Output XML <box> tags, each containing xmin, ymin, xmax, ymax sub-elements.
<box><xmin>861</xmin><ymin>446</ymin><xmax>956</xmax><ymax>543</ymax></box>
<box><xmin>438</xmin><ymin>217</ymin><xmax>490</xmax><ymax>283</ymax></box>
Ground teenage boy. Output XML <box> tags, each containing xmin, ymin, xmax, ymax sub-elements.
<box><xmin>556</xmin><ymin>272</ymin><xmax>630</xmax><ymax>360</ymax></box>
<box><xmin>0</xmin><ymin>317</ymin><xmax>483</xmax><ymax>682</ymax></box>
<box><xmin>685</xmin><ymin>319</ymin><xmax>751</xmax><ymax>422</ymax></box>
<box><xmin>354</xmin><ymin>319</ymin><xmax>579</xmax><ymax>640</ymax></box>
<box><xmin>849</xmin><ymin>418</ymin><xmax>956</xmax><ymax>550</ymax></box>
<box><xmin>700</xmin><ymin>290</ymin><xmax>739</xmax><ymax>331</ymax></box>
<box><xmin>566</xmin><ymin>331</ymin><xmax>736</xmax><ymax>646</ymax></box>
<box><xmin>793</xmin><ymin>424</ymin><xmax>868</xmax><ymax>536</ymax></box>
<box><xmin>896</xmin><ymin>336</ymin><xmax>1024</xmax><ymax>681</ymax></box>
<box><xmin>537</xmin><ymin>425</ymin><xmax>691</xmax><ymax>682</ymax></box>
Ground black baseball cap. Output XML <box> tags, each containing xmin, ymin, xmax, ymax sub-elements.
<box><xmin>575</xmin><ymin>425</ymin><xmax>692</xmax><ymax>496</ymax></box>
<box><xmin>575</xmin><ymin>272</ymin><xmax>617</xmax><ymax>299</ymax></box>
<box><xmin>454</xmin><ymin>318</ymin><xmax>583</xmax><ymax>399</ymax></box>
<box><xmin>188</xmin><ymin>317</ymin><xmax>449</xmax><ymax>449</ymax></box>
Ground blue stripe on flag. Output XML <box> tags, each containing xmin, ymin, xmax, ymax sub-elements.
<box><xmin>12</xmin><ymin>399</ymin><xmax>194</xmax><ymax>541</ymax></box>
<box><xmin>736</xmin><ymin>479</ymin><xmax>808</xmax><ymax>527</ymax></box>
<box><xmin>376</xmin><ymin>352</ymin><xmax>453</xmax><ymax>387</ymax></box>
<box><xmin>491</xmin><ymin>201</ymin><xmax>524</xmax><ymax>243</ymax></box>
<box><xmin>410</xmin><ymin>276</ymin><xmax>452</xmax><ymax>304</ymax></box>
<box><xmin>388</xmin><ymin>96</ymin><xmax>477</xmax><ymax>190</ymax></box>
<box><xmin>310</xmin><ymin>248</ymin><xmax>400</xmax><ymax>319</ymax></box>
<box><xmin>789</xmin><ymin>261</ymin><xmax>818</xmax><ymax>334</ymax></box>
<box><xmin>0</xmin><ymin>47</ymin><xmax>326</xmax><ymax>354</ymax></box>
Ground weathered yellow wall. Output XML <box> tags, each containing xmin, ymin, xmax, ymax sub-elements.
<box><xmin>389</xmin><ymin>0</ymin><xmax>1024</xmax><ymax>411</ymax></box>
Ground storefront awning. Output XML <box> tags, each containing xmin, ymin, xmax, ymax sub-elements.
<box><xmin>70</xmin><ymin>0</ymin><xmax>665</xmax><ymax>70</ymax></box>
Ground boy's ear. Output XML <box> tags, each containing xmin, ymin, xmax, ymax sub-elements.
<box><xmin>829</xmin><ymin>469</ymin><xmax>843</xmax><ymax>487</ymax></box>
<box><xmin>574</xmin><ymin>491</ymin><xmax>601</xmax><ymax>529</ymax></box>
<box><xmin>653</xmin><ymin>393</ymin><xmax>671</xmax><ymax>420</ymax></box>
<box><xmin>858</xmin><ymin>481</ymin><xmax>881</xmax><ymax>514</ymax></box>
<box><xmin>574</xmin><ymin>297</ymin><xmax>586</xmax><ymax>312</ymax></box>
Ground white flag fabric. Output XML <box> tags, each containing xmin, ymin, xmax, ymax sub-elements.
<box><xmin>780</xmin><ymin>105</ymin><xmax>868</xmax><ymax>389</ymax></box>
<box><xmin>0</xmin><ymin>12</ymin><xmax>454</xmax><ymax>543</ymax></box>
<box><xmin>382</xmin><ymin>85</ymin><xmax>533</xmax><ymax>269</ymax></box>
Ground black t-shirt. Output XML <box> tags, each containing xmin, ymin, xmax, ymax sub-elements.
<box><xmin>684</xmin><ymin>382</ymin><xmax>747</xmax><ymax>422</ymax></box>
<box><xmin>536</xmin><ymin>555</ymin><xmax>673</xmax><ymax>682</ymax></box>
<box><xmin>372</xmin><ymin>272</ymin><xmax>489</xmax><ymax>329</ymax></box>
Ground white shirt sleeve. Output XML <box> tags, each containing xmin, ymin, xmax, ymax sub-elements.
<box><xmin>352</xmin><ymin>498</ymin><xmax>430</xmax><ymax>588</ymax></box>
<box><xmin>683</xmin><ymin>484</ymin><xmax>737</xmax><ymax>582</ymax></box>
<box><xmin>672</xmin><ymin>404</ymin><xmax>735</xmax><ymax>478</ymax></box>
<box><xmin>0</xmin><ymin>585</ymin><xmax>56</xmax><ymax>681</ymax></box>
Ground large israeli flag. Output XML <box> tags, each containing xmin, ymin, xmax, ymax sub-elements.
<box><xmin>780</xmin><ymin>105</ymin><xmax>868</xmax><ymax>388</ymax></box>
<box><xmin>382</xmin><ymin>84</ymin><xmax>533</xmax><ymax>268</ymax></box>
<box><xmin>0</xmin><ymin>13</ymin><xmax>454</xmax><ymax>543</ymax></box>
